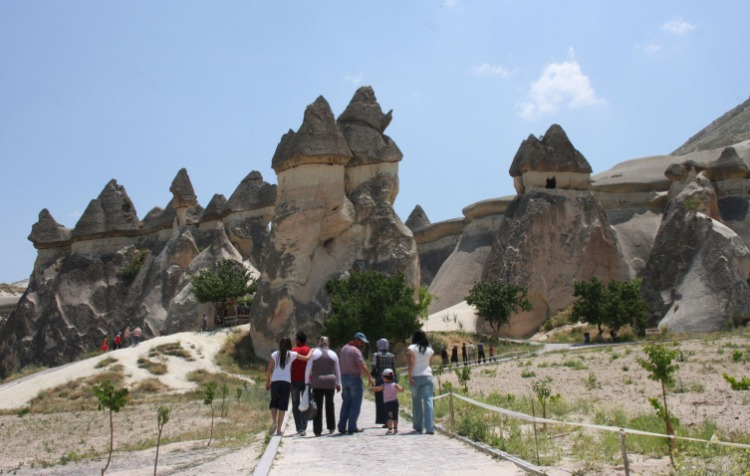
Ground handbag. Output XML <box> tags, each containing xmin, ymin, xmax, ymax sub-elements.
<box><xmin>299</xmin><ymin>385</ymin><xmax>310</xmax><ymax>412</ymax></box>
<box><xmin>306</xmin><ymin>392</ymin><xmax>318</xmax><ymax>420</ymax></box>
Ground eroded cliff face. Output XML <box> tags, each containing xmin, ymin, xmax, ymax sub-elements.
<box><xmin>482</xmin><ymin>189</ymin><xmax>630</xmax><ymax>336</ymax></box>
<box><xmin>249</xmin><ymin>87</ymin><xmax>419</xmax><ymax>358</ymax></box>
<box><xmin>641</xmin><ymin>171</ymin><xmax>750</xmax><ymax>332</ymax></box>
<box><xmin>0</xmin><ymin>168</ymin><xmax>274</xmax><ymax>378</ymax></box>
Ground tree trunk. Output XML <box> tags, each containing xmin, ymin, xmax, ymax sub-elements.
<box><xmin>661</xmin><ymin>380</ymin><xmax>675</xmax><ymax>466</ymax></box>
<box><xmin>101</xmin><ymin>409</ymin><xmax>114</xmax><ymax>475</ymax></box>
<box><xmin>154</xmin><ymin>428</ymin><xmax>163</xmax><ymax>476</ymax></box>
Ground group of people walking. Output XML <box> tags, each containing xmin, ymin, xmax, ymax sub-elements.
<box><xmin>265</xmin><ymin>329</ymin><xmax>436</xmax><ymax>437</ymax></box>
<box><xmin>444</xmin><ymin>341</ymin><xmax>495</xmax><ymax>367</ymax></box>
<box><xmin>100</xmin><ymin>325</ymin><xmax>143</xmax><ymax>352</ymax></box>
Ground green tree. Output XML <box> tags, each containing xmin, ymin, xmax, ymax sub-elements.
<box><xmin>454</xmin><ymin>365</ymin><xmax>472</xmax><ymax>393</ymax></box>
<box><xmin>154</xmin><ymin>406</ymin><xmax>170</xmax><ymax>476</ymax></box>
<box><xmin>321</xmin><ymin>271</ymin><xmax>423</xmax><ymax>349</ymax></box>
<box><xmin>190</xmin><ymin>259</ymin><xmax>258</xmax><ymax>312</ymax></box>
<box><xmin>571</xmin><ymin>276</ymin><xmax>607</xmax><ymax>335</ymax></box>
<box><xmin>532</xmin><ymin>378</ymin><xmax>553</xmax><ymax>430</ymax></box>
<box><xmin>203</xmin><ymin>382</ymin><xmax>217</xmax><ymax>446</ymax></box>
<box><xmin>638</xmin><ymin>343</ymin><xmax>680</xmax><ymax>466</ymax></box>
<box><xmin>465</xmin><ymin>279</ymin><xmax>533</xmax><ymax>339</ymax></box>
<box><xmin>571</xmin><ymin>277</ymin><xmax>648</xmax><ymax>337</ymax></box>
<box><xmin>92</xmin><ymin>380</ymin><xmax>129</xmax><ymax>476</ymax></box>
<box><xmin>604</xmin><ymin>278</ymin><xmax>647</xmax><ymax>335</ymax></box>
<box><xmin>418</xmin><ymin>285</ymin><xmax>433</xmax><ymax>319</ymax></box>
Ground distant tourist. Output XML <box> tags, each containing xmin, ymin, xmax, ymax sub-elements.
<box><xmin>477</xmin><ymin>341</ymin><xmax>486</xmax><ymax>364</ymax></box>
<box><xmin>132</xmin><ymin>326</ymin><xmax>142</xmax><ymax>346</ymax></box>
<box><xmin>441</xmin><ymin>346</ymin><xmax>449</xmax><ymax>367</ymax></box>
<box><xmin>489</xmin><ymin>343</ymin><xmax>495</xmax><ymax>362</ymax></box>
<box><xmin>100</xmin><ymin>337</ymin><xmax>109</xmax><ymax>353</ymax></box>
<box><xmin>461</xmin><ymin>343</ymin><xmax>467</xmax><ymax>365</ymax></box>
<box><xmin>124</xmin><ymin>326</ymin><xmax>132</xmax><ymax>347</ymax></box>
<box><xmin>450</xmin><ymin>345</ymin><xmax>459</xmax><ymax>367</ymax></box>
<box><xmin>113</xmin><ymin>332</ymin><xmax>122</xmax><ymax>350</ymax></box>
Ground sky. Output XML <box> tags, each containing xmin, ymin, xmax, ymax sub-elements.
<box><xmin>1</xmin><ymin>1</ymin><xmax>749</xmax><ymax>283</ymax></box>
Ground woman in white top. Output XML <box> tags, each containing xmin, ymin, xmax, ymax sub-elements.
<box><xmin>407</xmin><ymin>330</ymin><xmax>435</xmax><ymax>434</ymax></box>
<box><xmin>265</xmin><ymin>337</ymin><xmax>312</xmax><ymax>436</ymax></box>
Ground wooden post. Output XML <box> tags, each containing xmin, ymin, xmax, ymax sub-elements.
<box><xmin>449</xmin><ymin>389</ymin><xmax>455</xmax><ymax>429</ymax></box>
<box><xmin>620</xmin><ymin>429</ymin><xmax>630</xmax><ymax>475</ymax></box>
<box><xmin>531</xmin><ymin>398</ymin><xmax>540</xmax><ymax>465</ymax></box>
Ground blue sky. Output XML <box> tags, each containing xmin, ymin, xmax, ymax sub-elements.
<box><xmin>1</xmin><ymin>1</ymin><xmax>748</xmax><ymax>283</ymax></box>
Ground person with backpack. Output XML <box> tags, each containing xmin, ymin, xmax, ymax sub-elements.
<box><xmin>371</xmin><ymin>338</ymin><xmax>395</xmax><ymax>427</ymax></box>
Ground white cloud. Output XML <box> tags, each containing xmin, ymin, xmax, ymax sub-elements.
<box><xmin>519</xmin><ymin>57</ymin><xmax>604</xmax><ymax>120</ymax></box>
<box><xmin>69</xmin><ymin>210</ymin><xmax>82</xmax><ymax>219</ymax></box>
<box><xmin>662</xmin><ymin>18</ymin><xmax>696</xmax><ymax>35</ymax></box>
<box><xmin>644</xmin><ymin>42</ymin><xmax>663</xmax><ymax>54</ymax></box>
<box><xmin>471</xmin><ymin>63</ymin><xmax>510</xmax><ymax>78</ymax></box>
<box><xmin>344</xmin><ymin>73</ymin><xmax>364</xmax><ymax>86</ymax></box>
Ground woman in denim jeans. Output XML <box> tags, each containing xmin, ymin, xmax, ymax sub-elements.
<box><xmin>407</xmin><ymin>330</ymin><xmax>435</xmax><ymax>434</ymax></box>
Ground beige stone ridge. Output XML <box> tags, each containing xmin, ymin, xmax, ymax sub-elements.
<box><xmin>413</xmin><ymin>218</ymin><xmax>464</xmax><ymax>244</ymax></box>
<box><xmin>0</xmin><ymin>326</ymin><xmax>246</xmax><ymax>410</ymax></box>
<box><xmin>423</xmin><ymin>300</ymin><xmax>481</xmax><ymax>333</ymax></box>
<box><xmin>427</xmin><ymin>213</ymin><xmax>502</xmax><ymax>314</ymax></box>
<box><xmin>344</xmin><ymin>161</ymin><xmax>399</xmax><ymax>200</ymax></box>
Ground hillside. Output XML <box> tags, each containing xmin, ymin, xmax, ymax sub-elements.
<box><xmin>673</xmin><ymin>96</ymin><xmax>750</xmax><ymax>155</ymax></box>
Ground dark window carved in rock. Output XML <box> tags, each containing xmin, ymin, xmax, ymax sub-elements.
<box><xmin>546</xmin><ymin>176</ymin><xmax>557</xmax><ymax>189</ymax></box>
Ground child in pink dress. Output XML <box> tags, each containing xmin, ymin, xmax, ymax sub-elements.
<box><xmin>371</xmin><ymin>368</ymin><xmax>404</xmax><ymax>434</ymax></box>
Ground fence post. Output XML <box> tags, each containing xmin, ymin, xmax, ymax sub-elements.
<box><xmin>620</xmin><ymin>429</ymin><xmax>630</xmax><ymax>476</ymax></box>
<box><xmin>531</xmin><ymin>397</ymin><xmax>540</xmax><ymax>465</ymax></box>
<box><xmin>449</xmin><ymin>389</ymin><xmax>455</xmax><ymax>429</ymax></box>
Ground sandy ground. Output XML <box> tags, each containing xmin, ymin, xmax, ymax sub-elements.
<box><xmin>0</xmin><ymin>327</ymin><xmax>244</xmax><ymax>410</ymax></box>
<box><xmin>2</xmin><ymin>313</ymin><xmax>750</xmax><ymax>475</ymax></box>
<box><xmin>0</xmin><ymin>325</ymin><xmax>264</xmax><ymax>475</ymax></box>
<box><xmin>438</xmin><ymin>334</ymin><xmax>750</xmax><ymax>434</ymax></box>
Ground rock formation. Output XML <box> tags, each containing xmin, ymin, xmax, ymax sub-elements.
<box><xmin>406</xmin><ymin>205</ymin><xmax>464</xmax><ymax>287</ymax></box>
<box><xmin>482</xmin><ymin>125</ymin><xmax>629</xmax><ymax>336</ymax></box>
<box><xmin>426</xmin><ymin>198</ymin><xmax>510</xmax><ymax>315</ymax></box>
<box><xmin>640</xmin><ymin>172</ymin><xmax>750</xmax><ymax>331</ymax></box>
<box><xmin>249</xmin><ymin>87</ymin><xmax>419</xmax><ymax>357</ymax></box>
<box><xmin>0</xmin><ymin>167</ymin><xmax>274</xmax><ymax>378</ymax></box>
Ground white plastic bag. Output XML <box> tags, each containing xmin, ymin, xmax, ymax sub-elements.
<box><xmin>299</xmin><ymin>385</ymin><xmax>310</xmax><ymax>412</ymax></box>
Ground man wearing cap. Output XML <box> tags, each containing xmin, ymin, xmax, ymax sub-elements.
<box><xmin>337</xmin><ymin>332</ymin><xmax>374</xmax><ymax>434</ymax></box>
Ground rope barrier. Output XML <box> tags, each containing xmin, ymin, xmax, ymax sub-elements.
<box><xmin>435</xmin><ymin>392</ymin><xmax>750</xmax><ymax>451</ymax></box>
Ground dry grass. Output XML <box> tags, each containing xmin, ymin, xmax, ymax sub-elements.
<box><xmin>149</xmin><ymin>342</ymin><xmax>194</xmax><ymax>361</ymax></box>
<box><xmin>136</xmin><ymin>357</ymin><xmax>167</xmax><ymax>375</ymax></box>
<box><xmin>0</xmin><ymin>331</ymin><xmax>270</xmax><ymax>473</ymax></box>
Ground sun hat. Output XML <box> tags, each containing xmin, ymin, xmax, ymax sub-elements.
<box><xmin>354</xmin><ymin>332</ymin><xmax>369</xmax><ymax>344</ymax></box>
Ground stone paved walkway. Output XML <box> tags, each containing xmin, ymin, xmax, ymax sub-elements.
<box><xmin>267</xmin><ymin>391</ymin><xmax>525</xmax><ymax>476</ymax></box>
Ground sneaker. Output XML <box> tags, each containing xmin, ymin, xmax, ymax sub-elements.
<box><xmin>348</xmin><ymin>428</ymin><xmax>364</xmax><ymax>434</ymax></box>
<box><xmin>386</xmin><ymin>429</ymin><xmax>394</xmax><ymax>435</ymax></box>
<box><xmin>270</xmin><ymin>422</ymin><xmax>277</xmax><ymax>435</ymax></box>
<box><xmin>300</xmin><ymin>431</ymin><xmax>306</xmax><ymax>437</ymax></box>
<box><xmin>425</xmin><ymin>431</ymin><xmax>435</xmax><ymax>435</ymax></box>
<box><xmin>393</xmin><ymin>429</ymin><xmax>398</xmax><ymax>434</ymax></box>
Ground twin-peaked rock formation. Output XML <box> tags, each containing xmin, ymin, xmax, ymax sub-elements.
<box><xmin>0</xmin><ymin>86</ymin><xmax>418</xmax><ymax>377</ymax></box>
<box><xmin>249</xmin><ymin>88</ymin><xmax>418</xmax><ymax>357</ymax></box>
